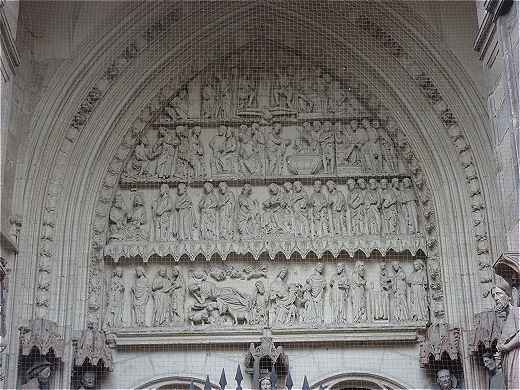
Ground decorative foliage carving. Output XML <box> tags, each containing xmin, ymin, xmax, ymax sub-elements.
<box><xmin>19</xmin><ymin>319</ymin><xmax>64</xmax><ymax>359</ymax></box>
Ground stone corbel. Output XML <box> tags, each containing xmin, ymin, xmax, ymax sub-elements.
<box><xmin>73</xmin><ymin>323</ymin><xmax>113</xmax><ymax>389</ymax></box>
<box><xmin>418</xmin><ymin>322</ymin><xmax>461</xmax><ymax>368</ymax></box>
<box><xmin>244</xmin><ymin>328</ymin><xmax>289</xmax><ymax>389</ymax></box>
<box><xmin>469</xmin><ymin>310</ymin><xmax>504</xmax><ymax>355</ymax></box>
<box><xmin>18</xmin><ymin>318</ymin><xmax>64</xmax><ymax>389</ymax></box>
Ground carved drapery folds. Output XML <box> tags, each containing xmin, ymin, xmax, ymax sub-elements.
<box><xmin>18</xmin><ymin>319</ymin><xmax>64</xmax><ymax>390</ymax></box>
<box><xmin>419</xmin><ymin>322</ymin><xmax>460</xmax><ymax>368</ymax></box>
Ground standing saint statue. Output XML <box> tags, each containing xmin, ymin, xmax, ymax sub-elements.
<box><xmin>168</xmin><ymin>266</ymin><xmax>185</xmax><ymax>323</ymax></box>
<box><xmin>365</xmin><ymin>178</ymin><xmax>381</xmax><ymax>234</ymax></box>
<box><xmin>329</xmin><ymin>263</ymin><xmax>349</xmax><ymax>324</ymax></box>
<box><xmin>390</xmin><ymin>261</ymin><xmax>409</xmax><ymax>322</ymax></box>
<box><xmin>269</xmin><ymin>267</ymin><xmax>290</xmax><ymax>325</ymax></box>
<box><xmin>198</xmin><ymin>182</ymin><xmax>219</xmax><ymax>240</ymax></box>
<box><xmin>108</xmin><ymin>191</ymin><xmax>128</xmax><ymax>241</ymax></box>
<box><xmin>131</xmin><ymin>266</ymin><xmax>151</xmax><ymax>327</ymax></box>
<box><xmin>373</xmin><ymin>262</ymin><xmax>391</xmax><ymax>321</ymax></box>
<box><xmin>309</xmin><ymin>180</ymin><xmax>330</xmax><ymax>237</ymax></box>
<box><xmin>104</xmin><ymin>267</ymin><xmax>125</xmax><ymax>328</ymax></box>
<box><xmin>380</xmin><ymin>178</ymin><xmax>398</xmax><ymax>234</ymax></box>
<box><xmin>218</xmin><ymin>182</ymin><xmax>236</xmax><ymax>239</ymax></box>
<box><xmin>348</xmin><ymin>178</ymin><xmax>366</xmax><ymax>235</ymax></box>
<box><xmin>155</xmin><ymin>127</ymin><xmax>180</xmax><ymax>179</ymax></box>
<box><xmin>327</xmin><ymin>180</ymin><xmax>347</xmax><ymax>235</ymax></box>
<box><xmin>209</xmin><ymin>125</ymin><xmax>227</xmax><ymax>175</ymax></box>
<box><xmin>262</xmin><ymin>183</ymin><xmax>286</xmax><ymax>235</ymax></box>
<box><xmin>408</xmin><ymin>259</ymin><xmax>429</xmax><ymax>321</ymax></box>
<box><xmin>292</xmin><ymin>181</ymin><xmax>310</xmax><ymax>237</ymax></box>
<box><xmin>492</xmin><ymin>279</ymin><xmax>520</xmax><ymax>390</ymax></box>
<box><xmin>127</xmin><ymin>191</ymin><xmax>149</xmax><ymax>240</ymax></box>
<box><xmin>174</xmin><ymin>183</ymin><xmax>196</xmax><ymax>240</ymax></box>
<box><xmin>351</xmin><ymin>261</ymin><xmax>368</xmax><ymax>323</ymax></box>
<box><xmin>248</xmin><ymin>280</ymin><xmax>268</xmax><ymax>326</ymax></box>
<box><xmin>153</xmin><ymin>184</ymin><xmax>173</xmax><ymax>241</ymax></box>
<box><xmin>190</xmin><ymin>126</ymin><xmax>207</xmax><ymax>179</ymax></box>
<box><xmin>152</xmin><ymin>268</ymin><xmax>171</xmax><ymax>327</ymax></box>
<box><xmin>237</xmin><ymin>184</ymin><xmax>259</xmax><ymax>238</ymax></box>
<box><xmin>305</xmin><ymin>263</ymin><xmax>327</xmax><ymax>323</ymax></box>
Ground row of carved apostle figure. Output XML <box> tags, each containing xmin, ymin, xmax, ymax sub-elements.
<box><xmin>107</xmin><ymin>177</ymin><xmax>419</xmax><ymax>242</ymax></box>
<box><xmin>122</xmin><ymin>119</ymin><xmax>402</xmax><ymax>182</ymax></box>
<box><xmin>103</xmin><ymin>259</ymin><xmax>429</xmax><ymax>329</ymax></box>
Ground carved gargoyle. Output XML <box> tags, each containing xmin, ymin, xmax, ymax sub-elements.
<box><xmin>419</xmin><ymin>322</ymin><xmax>460</xmax><ymax>368</ymax></box>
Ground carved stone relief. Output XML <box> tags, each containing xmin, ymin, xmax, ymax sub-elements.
<box><xmin>100</xmin><ymin>258</ymin><xmax>430</xmax><ymax>331</ymax></box>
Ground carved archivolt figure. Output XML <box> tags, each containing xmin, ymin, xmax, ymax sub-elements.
<box><xmin>407</xmin><ymin>260</ymin><xmax>429</xmax><ymax>321</ymax></box>
<box><xmin>132</xmin><ymin>266</ymin><xmax>151</xmax><ymax>327</ymax></box>
<box><xmin>262</xmin><ymin>183</ymin><xmax>286</xmax><ymax>235</ymax></box>
<box><xmin>104</xmin><ymin>267</ymin><xmax>125</xmax><ymax>328</ymax></box>
<box><xmin>108</xmin><ymin>191</ymin><xmax>128</xmax><ymax>241</ymax></box>
<box><xmin>127</xmin><ymin>191</ymin><xmax>149</xmax><ymax>241</ymax></box>
<box><xmin>237</xmin><ymin>184</ymin><xmax>259</xmax><ymax>238</ymax></box>
<box><xmin>365</xmin><ymin>178</ymin><xmax>381</xmax><ymax>235</ymax></box>
<box><xmin>218</xmin><ymin>182</ymin><xmax>236</xmax><ymax>239</ymax></box>
<box><xmin>348</xmin><ymin>178</ymin><xmax>366</xmax><ymax>235</ymax></box>
<box><xmin>304</xmin><ymin>263</ymin><xmax>327</xmax><ymax>323</ymax></box>
<box><xmin>152</xmin><ymin>268</ymin><xmax>172</xmax><ymax>327</ymax></box>
<box><xmin>174</xmin><ymin>183</ymin><xmax>196</xmax><ymax>240</ymax></box>
<box><xmin>153</xmin><ymin>184</ymin><xmax>173</xmax><ymax>241</ymax></box>
<box><xmin>390</xmin><ymin>261</ymin><xmax>409</xmax><ymax>322</ymax></box>
<box><xmin>380</xmin><ymin>178</ymin><xmax>398</xmax><ymax>234</ymax></box>
<box><xmin>327</xmin><ymin>180</ymin><xmax>347</xmax><ymax>235</ymax></box>
<box><xmin>199</xmin><ymin>182</ymin><xmax>219</xmax><ymax>240</ymax></box>
<box><xmin>373</xmin><ymin>262</ymin><xmax>390</xmax><ymax>321</ymax></box>
<box><xmin>309</xmin><ymin>180</ymin><xmax>330</xmax><ymax>237</ymax></box>
<box><xmin>329</xmin><ymin>262</ymin><xmax>349</xmax><ymax>324</ymax></box>
<box><xmin>351</xmin><ymin>261</ymin><xmax>367</xmax><ymax>323</ymax></box>
<box><xmin>155</xmin><ymin>127</ymin><xmax>180</xmax><ymax>179</ymax></box>
<box><xmin>400</xmin><ymin>177</ymin><xmax>418</xmax><ymax>234</ymax></box>
<box><xmin>291</xmin><ymin>181</ymin><xmax>310</xmax><ymax>237</ymax></box>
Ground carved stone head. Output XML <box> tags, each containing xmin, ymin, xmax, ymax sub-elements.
<box><xmin>177</xmin><ymin>183</ymin><xmax>187</xmax><ymax>195</ymax></box>
<box><xmin>283</xmin><ymin>182</ymin><xmax>292</xmax><ymax>193</ymax></box>
<box><xmin>80</xmin><ymin>368</ymin><xmax>97</xmax><ymax>389</ymax></box>
<box><xmin>391</xmin><ymin>178</ymin><xmax>400</xmax><ymax>189</ymax></box>
<box><xmin>315</xmin><ymin>262</ymin><xmax>324</xmax><ymax>274</ymax></box>
<box><xmin>160</xmin><ymin>184</ymin><xmax>170</xmax><ymax>196</ymax></box>
<box><xmin>135</xmin><ymin>266</ymin><xmax>146</xmax><ymax>278</ymax></box>
<box><xmin>350</xmin><ymin>119</ymin><xmax>358</xmax><ymax>130</ymax></box>
<box><xmin>242</xmin><ymin>184</ymin><xmax>252</xmax><ymax>195</ymax></box>
<box><xmin>326</xmin><ymin>180</ymin><xmax>336</xmax><ymax>192</ymax></box>
<box><xmin>491</xmin><ymin>281</ymin><xmax>512</xmax><ymax>312</ymax></box>
<box><xmin>218</xmin><ymin>125</ymin><xmax>226</xmax><ymax>136</ymax></box>
<box><xmin>203</xmin><ymin>182</ymin><xmax>214</xmax><ymax>194</ymax></box>
<box><xmin>347</xmin><ymin>179</ymin><xmax>356</xmax><ymax>190</ymax></box>
<box><xmin>357</xmin><ymin>178</ymin><xmax>366</xmax><ymax>189</ymax></box>
<box><xmin>218</xmin><ymin>182</ymin><xmax>228</xmax><ymax>194</ymax></box>
<box><xmin>402</xmin><ymin>177</ymin><xmax>412</xmax><ymax>188</ymax></box>
<box><xmin>293</xmin><ymin>181</ymin><xmax>303</xmax><ymax>192</ymax></box>
<box><xmin>255</xmin><ymin>281</ymin><xmax>265</xmax><ymax>294</ymax></box>
<box><xmin>482</xmin><ymin>352</ymin><xmax>497</xmax><ymax>372</ymax></box>
<box><xmin>414</xmin><ymin>260</ymin><xmax>425</xmax><ymax>271</ymax></box>
<box><xmin>380</xmin><ymin>178</ymin><xmax>388</xmax><ymax>189</ymax></box>
<box><xmin>355</xmin><ymin>261</ymin><xmax>365</xmax><ymax>276</ymax></box>
<box><xmin>192</xmin><ymin>126</ymin><xmax>202</xmax><ymax>137</ymax></box>
<box><xmin>278</xmin><ymin>267</ymin><xmax>288</xmax><ymax>280</ymax></box>
<box><xmin>259</xmin><ymin>376</ymin><xmax>271</xmax><ymax>390</ymax></box>
<box><xmin>313</xmin><ymin>180</ymin><xmax>322</xmax><ymax>192</ymax></box>
<box><xmin>436</xmin><ymin>369</ymin><xmax>454</xmax><ymax>390</ymax></box>
<box><xmin>336</xmin><ymin>262</ymin><xmax>344</xmax><ymax>274</ymax></box>
<box><xmin>114</xmin><ymin>267</ymin><xmax>123</xmax><ymax>278</ymax></box>
<box><xmin>268</xmin><ymin>183</ymin><xmax>279</xmax><ymax>195</ymax></box>
<box><xmin>368</xmin><ymin>178</ymin><xmax>378</xmax><ymax>190</ymax></box>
